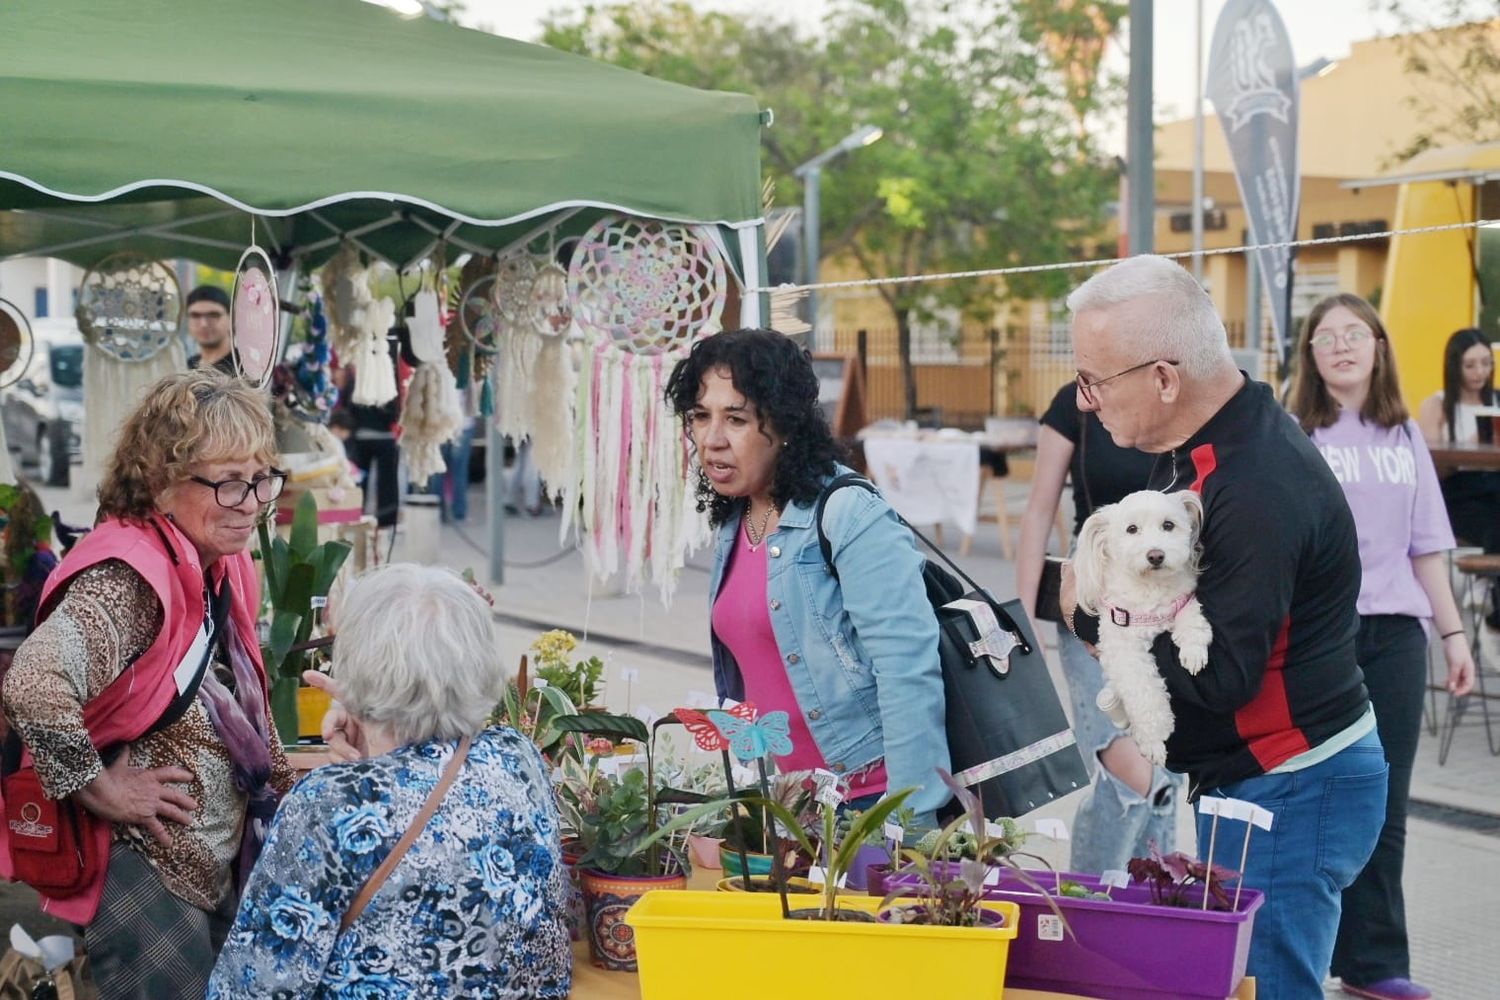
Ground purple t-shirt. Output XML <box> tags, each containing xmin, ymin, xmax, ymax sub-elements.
<box><xmin>1310</xmin><ymin>410</ymin><xmax>1455</xmax><ymax>618</ymax></box>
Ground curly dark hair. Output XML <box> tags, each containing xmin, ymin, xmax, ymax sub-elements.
<box><xmin>664</xmin><ymin>328</ymin><xmax>845</xmax><ymax>526</ymax></box>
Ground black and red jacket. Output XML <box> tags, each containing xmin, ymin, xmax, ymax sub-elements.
<box><xmin>1076</xmin><ymin>378</ymin><xmax>1371</xmax><ymax>797</ymax></box>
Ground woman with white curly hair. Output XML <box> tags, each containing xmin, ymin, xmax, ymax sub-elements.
<box><xmin>207</xmin><ymin>563</ymin><xmax>571</xmax><ymax>999</ymax></box>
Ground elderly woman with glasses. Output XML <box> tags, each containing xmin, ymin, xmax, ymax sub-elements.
<box><xmin>207</xmin><ymin>564</ymin><xmax>570</xmax><ymax>999</ymax></box>
<box><xmin>1</xmin><ymin>368</ymin><xmax>294</xmax><ymax>999</ymax></box>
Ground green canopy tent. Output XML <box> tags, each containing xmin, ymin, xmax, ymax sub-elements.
<box><xmin>0</xmin><ymin>0</ymin><xmax>767</xmax><ymax>580</ymax></box>
<box><xmin>0</xmin><ymin>0</ymin><xmax>764</xmax><ymax>271</ymax></box>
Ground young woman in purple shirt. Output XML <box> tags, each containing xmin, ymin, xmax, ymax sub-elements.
<box><xmin>1287</xmin><ymin>293</ymin><xmax>1476</xmax><ymax>1000</ymax></box>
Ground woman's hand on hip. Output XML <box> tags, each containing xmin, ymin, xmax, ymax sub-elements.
<box><xmin>302</xmin><ymin>670</ymin><xmax>365</xmax><ymax>762</ymax></box>
<box><xmin>1442</xmin><ymin>633</ymin><xmax>1476</xmax><ymax>697</ymax></box>
<box><xmin>71</xmin><ymin>750</ymin><xmax>197</xmax><ymax>845</ymax></box>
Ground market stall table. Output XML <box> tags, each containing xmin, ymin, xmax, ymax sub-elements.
<box><xmin>1428</xmin><ymin>441</ymin><xmax>1500</xmax><ymax>474</ymax></box>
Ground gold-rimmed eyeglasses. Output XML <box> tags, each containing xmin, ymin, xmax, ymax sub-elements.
<box><xmin>1076</xmin><ymin>359</ymin><xmax>1179</xmax><ymax>407</ymax></box>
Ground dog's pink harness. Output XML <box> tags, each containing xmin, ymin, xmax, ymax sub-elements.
<box><xmin>1104</xmin><ymin>592</ymin><xmax>1196</xmax><ymax>629</ymax></box>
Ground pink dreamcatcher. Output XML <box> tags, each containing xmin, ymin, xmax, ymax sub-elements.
<box><xmin>231</xmin><ymin>245</ymin><xmax>281</xmax><ymax>389</ymax></box>
<box><xmin>560</xmin><ymin>216</ymin><xmax>729</xmax><ymax>603</ymax></box>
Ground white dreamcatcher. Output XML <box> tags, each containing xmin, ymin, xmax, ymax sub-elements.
<box><xmin>490</xmin><ymin>238</ymin><xmax>578</xmax><ymax>504</ymax></box>
<box><xmin>74</xmin><ymin>252</ymin><xmax>186</xmax><ymax>495</ymax></box>
<box><xmin>320</xmin><ymin>242</ymin><xmax>397</xmax><ymax>406</ymax></box>
<box><xmin>399</xmin><ymin>255</ymin><xmax>465</xmax><ymax>483</ymax></box>
<box><xmin>561</xmin><ymin>214</ymin><xmax>727</xmax><ymax>602</ymax></box>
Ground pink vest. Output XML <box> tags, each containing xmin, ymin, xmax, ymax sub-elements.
<box><xmin>0</xmin><ymin>515</ymin><xmax>266</xmax><ymax>924</ymax></box>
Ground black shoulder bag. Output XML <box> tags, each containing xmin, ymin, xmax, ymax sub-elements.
<box><xmin>816</xmin><ymin>474</ymin><xmax>1088</xmax><ymax>819</ymax></box>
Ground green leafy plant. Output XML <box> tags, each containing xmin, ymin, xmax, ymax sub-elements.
<box><xmin>257</xmin><ymin>491</ymin><xmax>352</xmax><ymax>744</ymax></box>
<box><xmin>0</xmin><ymin>482</ymin><xmax>55</xmax><ymax>630</ymax></box>
<box><xmin>529</xmin><ymin>629</ymin><xmax>606</xmax><ymax>708</ymax></box>
<box><xmin>549</xmin><ymin>711</ymin><xmax>726</xmax><ymax>879</ymax></box>
<box><xmin>880</xmin><ymin>770</ymin><xmax>1064</xmax><ymax>929</ymax></box>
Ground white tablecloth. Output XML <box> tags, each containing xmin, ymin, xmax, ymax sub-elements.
<box><xmin>861</xmin><ymin>436</ymin><xmax>980</xmax><ymax>536</ymax></box>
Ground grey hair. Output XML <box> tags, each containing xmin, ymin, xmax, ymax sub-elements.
<box><xmin>1066</xmin><ymin>255</ymin><xmax>1234</xmax><ymax>379</ymax></box>
<box><xmin>332</xmin><ymin>563</ymin><xmax>505</xmax><ymax>746</ymax></box>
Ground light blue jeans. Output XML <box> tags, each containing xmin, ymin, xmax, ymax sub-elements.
<box><xmin>1198</xmin><ymin>729</ymin><xmax>1387</xmax><ymax>999</ymax></box>
<box><xmin>1056</xmin><ymin>625</ymin><xmax>1183</xmax><ymax>875</ymax></box>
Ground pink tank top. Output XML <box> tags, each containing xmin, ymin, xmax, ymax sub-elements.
<box><xmin>711</xmin><ymin>522</ymin><xmax>887</xmax><ymax>799</ymax></box>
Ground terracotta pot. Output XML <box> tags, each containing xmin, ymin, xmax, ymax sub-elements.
<box><xmin>579</xmin><ymin>868</ymin><xmax>688</xmax><ymax>971</ymax></box>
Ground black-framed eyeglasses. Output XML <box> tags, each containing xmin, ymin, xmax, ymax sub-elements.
<box><xmin>188</xmin><ymin>468</ymin><xmax>287</xmax><ymax>508</ymax></box>
<box><xmin>1076</xmin><ymin>359</ymin><xmax>1180</xmax><ymax>406</ymax></box>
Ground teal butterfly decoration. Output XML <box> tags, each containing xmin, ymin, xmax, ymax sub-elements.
<box><xmin>707</xmin><ymin>709</ymin><xmax>793</xmax><ymax>763</ymax></box>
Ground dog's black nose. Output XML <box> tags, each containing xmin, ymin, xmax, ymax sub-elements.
<box><xmin>1146</xmin><ymin>549</ymin><xmax>1165</xmax><ymax>567</ymax></box>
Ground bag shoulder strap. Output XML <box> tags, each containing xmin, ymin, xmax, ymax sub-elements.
<box><xmin>340</xmin><ymin>735</ymin><xmax>472</xmax><ymax>932</ymax></box>
<box><xmin>813</xmin><ymin>473</ymin><xmax>1031</xmax><ymax>654</ymax></box>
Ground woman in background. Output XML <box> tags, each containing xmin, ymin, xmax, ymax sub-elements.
<box><xmin>1288</xmin><ymin>294</ymin><xmax>1474</xmax><ymax>1000</ymax></box>
<box><xmin>1015</xmin><ymin>381</ymin><xmax>1177</xmax><ymax>875</ymax></box>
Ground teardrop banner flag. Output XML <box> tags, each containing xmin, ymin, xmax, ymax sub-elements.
<box><xmin>1207</xmin><ymin>0</ymin><xmax>1300</xmax><ymax>368</ymax></box>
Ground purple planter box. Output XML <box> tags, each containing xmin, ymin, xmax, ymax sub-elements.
<box><xmin>843</xmin><ymin>845</ymin><xmax>889</xmax><ymax>891</ymax></box>
<box><xmin>884</xmin><ymin>867</ymin><xmax>1262</xmax><ymax>999</ymax></box>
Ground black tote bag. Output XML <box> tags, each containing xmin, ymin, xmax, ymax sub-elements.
<box><xmin>816</xmin><ymin>475</ymin><xmax>1089</xmax><ymax>820</ymax></box>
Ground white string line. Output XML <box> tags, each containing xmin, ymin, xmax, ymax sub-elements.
<box><xmin>744</xmin><ymin>216</ymin><xmax>1500</xmax><ymax>295</ymax></box>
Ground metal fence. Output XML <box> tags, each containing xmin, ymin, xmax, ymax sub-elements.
<box><xmin>839</xmin><ymin>316</ymin><xmax>1282</xmax><ymax>428</ymax></box>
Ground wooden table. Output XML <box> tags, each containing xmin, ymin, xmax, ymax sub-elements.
<box><xmin>1429</xmin><ymin>442</ymin><xmax>1500</xmax><ymax>474</ymax></box>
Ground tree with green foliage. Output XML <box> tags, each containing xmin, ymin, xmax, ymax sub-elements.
<box><xmin>1378</xmin><ymin>1</ymin><xmax>1500</xmax><ymax>163</ymax></box>
<box><xmin>543</xmin><ymin>0</ymin><xmax>1124</xmax><ymax>417</ymax></box>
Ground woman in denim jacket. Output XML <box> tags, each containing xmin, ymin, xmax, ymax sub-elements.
<box><xmin>666</xmin><ymin>329</ymin><xmax>950</xmax><ymax>823</ymax></box>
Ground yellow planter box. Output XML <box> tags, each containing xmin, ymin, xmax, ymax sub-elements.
<box><xmin>296</xmin><ymin>686</ymin><xmax>332</xmax><ymax>740</ymax></box>
<box><xmin>626</xmin><ymin>890</ymin><xmax>1018</xmax><ymax>999</ymax></box>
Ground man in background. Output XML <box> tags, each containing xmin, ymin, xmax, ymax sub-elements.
<box><xmin>184</xmin><ymin>285</ymin><xmax>237</xmax><ymax>375</ymax></box>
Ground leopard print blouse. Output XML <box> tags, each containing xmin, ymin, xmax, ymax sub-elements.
<box><xmin>2</xmin><ymin>559</ymin><xmax>294</xmax><ymax>911</ymax></box>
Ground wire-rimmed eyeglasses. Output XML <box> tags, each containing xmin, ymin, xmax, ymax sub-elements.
<box><xmin>1076</xmin><ymin>359</ymin><xmax>1179</xmax><ymax>407</ymax></box>
<box><xmin>188</xmin><ymin>469</ymin><xmax>287</xmax><ymax>508</ymax></box>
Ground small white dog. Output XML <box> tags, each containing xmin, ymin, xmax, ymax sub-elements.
<box><xmin>1072</xmin><ymin>489</ymin><xmax>1213</xmax><ymax>765</ymax></box>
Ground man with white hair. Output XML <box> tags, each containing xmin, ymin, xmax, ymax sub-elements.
<box><xmin>1060</xmin><ymin>255</ymin><xmax>1386</xmax><ymax>999</ymax></box>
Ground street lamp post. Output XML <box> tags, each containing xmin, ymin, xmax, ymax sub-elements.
<box><xmin>793</xmin><ymin>124</ymin><xmax>883</xmax><ymax>350</ymax></box>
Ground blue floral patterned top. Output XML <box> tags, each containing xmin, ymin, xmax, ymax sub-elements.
<box><xmin>206</xmin><ymin>726</ymin><xmax>571</xmax><ymax>999</ymax></box>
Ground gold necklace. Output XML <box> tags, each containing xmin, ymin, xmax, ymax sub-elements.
<box><xmin>744</xmin><ymin>502</ymin><xmax>777</xmax><ymax>547</ymax></box>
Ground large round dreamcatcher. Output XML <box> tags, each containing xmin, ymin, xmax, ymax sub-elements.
<box><xmin>74</xmin><ymin>252</ymin><xmax>181</xmax><ymax>363</ymax></box>
<box><xmin>231</xmin><ymin>244</ymin><xmax>281</xmax><ymax>389</ymax></box>
<box><xmin>0</xmin><ymin>298</ymin><xmax>36</xmax><ymax>390</ymax></box>
<box><xmin>560</xmin><ymin>216</ymin><xmax>728</xmax><ymax>603</ymax></box>
<box><xmin>567</xmin><ymin>215</ymin><xmax>726</xmax><ymax>355</ymax></box>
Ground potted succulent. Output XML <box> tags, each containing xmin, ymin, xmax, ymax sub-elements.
<box><xmin>551</xmin><ymin>711</ymin><xmax>724</xmax><ymax>972</ymax></box>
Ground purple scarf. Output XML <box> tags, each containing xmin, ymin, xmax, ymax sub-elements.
<box><xmin>196</xmin><ymin>615</ymin><xmax>278</xmax><ymax>885</ymax></box>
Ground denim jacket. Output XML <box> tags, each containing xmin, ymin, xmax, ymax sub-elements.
<box><xmin>709</xmin><ymin>467</ymin><xmax>950</xmax><ymax>821</ymax></box>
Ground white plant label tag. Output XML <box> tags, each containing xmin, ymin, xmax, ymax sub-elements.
<box><xmin>310</xmin><ymin>596</ymin><xmax>328</xmax><ymax>609</ymax></box>
<box><xmin>883</xmin><ymin>822</ymin><xmax>904</xmax><ymax>844</ymax></box>
<box><xmin>1099</xmin><ymin>869</ymin><xmax>1130</xmax><ymax>889</ymax></box>
<box><xmin>1198</xmin><ymin>797</ymin><xmax>1224</xmax><ymax>817</ymax></box>
<box><xmin>533</xmin><ymin>677</ymin><xmax>549</xmax><ymax>688</ymax></box>
<box><xmin>1034</xmin><ymin>818</ymin><xmax>1070</xmax><ymax>841</ymax></box>
<box><xmin>1250</xmin><ymin>804</ymin><xmax>1275</xmax><ymax>831</ymax></box>
<box><xmin>1037</xmin><ymin>913</ymin><xmax>1065</xmax><ymax>942</ymax></box>
<box><xmin>620</xmin><ymin>667</ymin><xmax>640</xmax><ymax>683</ymax></box>
<box><xmin>806</xmin><ymin>866</ymin><xmax>847</xmax><ymax>888</ymax></box>
<box><xmin>985</xmin><ymin>820</ymin><xmax>1006</xmax><ymax>839</ymax></box>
